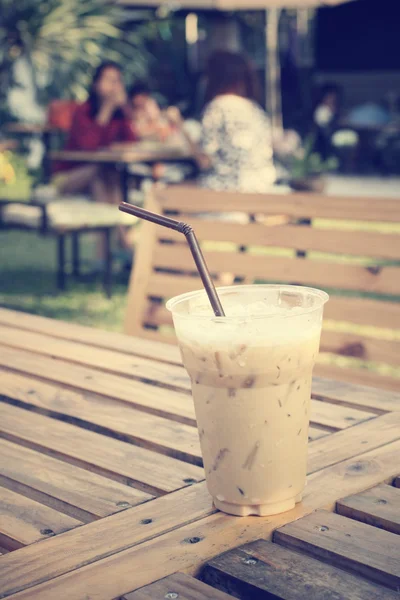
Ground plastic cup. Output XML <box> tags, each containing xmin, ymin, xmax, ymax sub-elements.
<box><xmin>167</xmin><ymin>284</ymin><xmax>328</xmax><ymax>517</ymax></box>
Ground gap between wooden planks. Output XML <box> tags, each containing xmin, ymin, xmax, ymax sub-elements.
<box><xmin>0</xmin><ymin>423</ymin><xmax>399</xmax><ymax>600</ymax></box>
<box><xmin>3</xmin><ymin>440</ymin><xmax>400</xmax><ymax>600</ymax></box>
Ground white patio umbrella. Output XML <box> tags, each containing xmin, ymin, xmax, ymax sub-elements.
<box><xmin>119</xmin><ymin>0</ymin><xmax>354</xmax><ymax>132</ymax></box>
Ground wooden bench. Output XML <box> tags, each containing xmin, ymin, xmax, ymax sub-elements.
<box><xmin>0</xmin><ymin>189</ymin><xmax>134</xmax><ymax>296</ymax></box>
<box><xmin>125</xmin><ymin>184</ymin><xmax>400</xmax><ymax>391</ymax></box>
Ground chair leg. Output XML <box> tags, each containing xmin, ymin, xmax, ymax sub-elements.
<box><xmin>72</xmin><ymin>232</ymin><xmax>80</xmax><ymax>278</ymax></box>
<box><xmin>57</xmin><ymin>234</ymin><xmax>66</xmax><ymax>291</ymax></box>
<box><xmin>103</xmin><ymin>228</ymin><xmax>112</xmax><ymax>298</ymax></box>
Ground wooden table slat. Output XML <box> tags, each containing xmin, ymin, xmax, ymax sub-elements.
<box><xmin>0</xmin><ymin>486</ymin><xmax>82</xmax><ymax>551</ymax></box>
<box><xmin>309</xmin><ymin>399</ymin><xmax>375</xmax><ymax>430</ymax></box>
<box><xmin>0</xmin><ymin>483</ymin><xmax>214</xmax><ymax>599</ymax></box>
<box><xmin>0</xmin><ymin>350</ymin><xmax>376</xmax><ymax>436</ymax></box>
<box><xmin>307</xmin><ymin>426</ymin><xmax>331</xmax><ymax>441</ymax></box>
<box><xmin>202</xmin><ymin>539</ymin><xmax>399</xmax><ymax>600</ymax></box>
<box><xmin>0</xmin><ymin>354</ymin><xmax>195</xmax><ymax>425</ymax></box>
<box><xmin>307</xmin><ymin>411</ymin><xmax>400</xmax><ymax>475</ymax></box>
<box><xmin>274</xmin><ymin>510</ymin><xmax>400</xmax><ymax>590</ymax></box>
<box><xmin>311</xmin><ymin>376</ymin><xmax>400</xmax><ymax>414</ymax></box>
<box><xmin>0</xmin><ymin>372</ymin><xmax>201</xmax><ymax>465</ymax></box>
<box><xmin>3</xmin><ymin>439</ymin><xmax>400</xmax><ymax>600</ymax></box>
<box><xmin>123</xmin><ymin>572</ymin><xmax>235</xmax><ymax>599</ymax></box>
<box><xmin>0</xmin><ymin>324</ymin><xmax>190</xmax><ymax>392</ymax></box>
<box><xmin>0</xmin><ymin>403</ymin><xmax>203</xmax><ymax>494</ymax></box>
<box><xmin>0</xmin><ymin>438</ymin><xmax>152</xmax><ymax>520</ymax></box>
<box><xmin>0</xmin><ymin>307</ymin><xmax>181</xmax><ymax>365</ymax></box>
<box><xmin>336</xmin><ymin>484</ymin><xmax>400</xmax><ymax>534</ymax></box>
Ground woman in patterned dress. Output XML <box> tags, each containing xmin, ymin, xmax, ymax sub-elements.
<box><xmin>171</xmin><ymin>51</ymin><xmax>276</xmax><ymax>193</ymax></box>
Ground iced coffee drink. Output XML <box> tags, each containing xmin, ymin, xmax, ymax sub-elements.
<box><xmin>167</xmin><ymin>285</ymin><xmax>328</xmax><ymax>517</ymax></box>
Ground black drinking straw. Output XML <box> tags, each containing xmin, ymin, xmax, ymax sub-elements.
<box><xmin>119</xmin><ymin>201</ymin><xmax>225</xmax><ymax>317</ymax></box>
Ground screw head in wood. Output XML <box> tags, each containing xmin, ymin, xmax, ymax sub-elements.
<box><xmin>242</xmin><ymin>557</ymin><xmax>258</xmax><ymax>565</ymax></box>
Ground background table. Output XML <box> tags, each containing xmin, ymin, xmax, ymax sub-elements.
<box><xmin>51</xmin><ymin>143</ymin><xmax>193</xmax><ymax>203</ymax></box>
<box><xmin>0</xmin><ymin>307</ymin><xmax>398</xmax><ymax>599</ymax></box>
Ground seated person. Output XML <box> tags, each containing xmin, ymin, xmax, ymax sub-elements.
<box><xmin>129</xmin><ymin>82</ymin><xmax>173</xmax><ymax>142</ymax></box>
<box><xmin>169</xmin><ymin>51</ymin><xmax>277</xmax><ymax>193</ymax></box>
<box><xmin>53</xmin><ymin>61</ymin><xmax>136</xmax><ymax>251</ymax></box>
<box><xmin>312</xmin><ymin>83</ymin><xmax>342</xmax><ymax>159</ymax></box>
<box><xmin>128</xmin><ymin>82</ymin><xmax>197</xmax><ymax>183</ymax></box>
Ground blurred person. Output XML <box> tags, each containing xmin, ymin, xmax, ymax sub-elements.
<box><xmin>128</xmin><ymin>83</ymin><xmax>198</xmax><ymax>184</ymax></box>
<box><xmin>170</xmin><ymin>51</ymin><xmax>277</xmax><ymax>193</ymax></box>
<box><xmin>53</xmin><ymin>61</ymin><xmax>136</xmax><ymax>250</ymax></box>
<box><xmin>312</xmin><ymin>83</ymin><xmax>342</xmax><ymax>159</ymax></box>
<box><xmin>129</xmin><ymin>82</ymin><xmax>172</xmax><ymax>142</ymax></box>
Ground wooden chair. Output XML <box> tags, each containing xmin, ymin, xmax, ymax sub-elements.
<box><xmin>125</xmin><ymin>184</ymin><xmax>400</xmax><ymax>391</ymax></box>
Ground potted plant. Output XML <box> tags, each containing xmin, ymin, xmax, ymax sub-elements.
<box><xmin>289</xmin><ymin>134</ymin><xmax>338</xmax><ymax>193</ymax></box>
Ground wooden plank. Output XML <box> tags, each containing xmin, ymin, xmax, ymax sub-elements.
<box><xmin>309</xmin><ymin>399</ymin><xmax>374</xmax><ymax>430</ymax></box>
<box><xmin>0</xmin><ymin>438</ymin><xmax>151</xmax><ymax>521</ymax></box>
<box><xmin>5</xmin><ymin>440</ymin><xmax>400</xmax><ymax>600</ymax></box>
<box><xmin>0</xmin><ymin>360</ymin><xmax>374</xmax><ymax>437</ymax></box>
<box><xmin>321</xmin><ymin>330</ymin><xmax>400</xmax><ymax>368</ymax></box>
<box><xmin>152</xmin><ymin>244</ymin><xmax>400</xmax><ymax>296</ymax></box>
<box><xmin>0</xmin><ymin>487</ymin><xmax>81</xmax><ymax>550</ymax></box>
<box><xmin>0</xmin><ymin>384</ymin><xmax>200</xmax><ymax>466</ymax></box>
<box><xmin>337</xmin><ymin>484</ymin><xmax>400</xmax><ymax>534</ymax></box>
<box><xmin>124</xmin><ymin>573</ymin><xmax>235</xmax><ymax>600</ymax></box>
<box><xmin>125</xmin><ymin>190</ymin><xmax>161</xmax><ymax>337</ymax></box>
<box><xmin>0</xmin><ymin>307</ymin><xmax>181</xmax><ymax>365</ymax></box>
<box><xmin>147</xmin><ymin>272</ymin><xmax>216</xmax><ymax>299</ymax></box>
<box><xmin>312</xmin><ymin>376</ymin><xmax>400</xmax><ymax>413</ymax></box>
<box><xmin>324</xmin><ymin>296</ymin><xmax>400</xmax><ymax>330</ymax></box>
<box><xmin>202</xmin><ymin>539</ymin><xmax>399</xmax><ymax>600</ymax></box>
<box><xmin>157</xmin><ymin>185</ymin><xmax>400</xmax><ymax>222</ymax></box>
<box><xmin>157</xmin><ymin>221</ymin><xmax>400</xmax><ymax>259</ymax></box>
<box><xmin>0</xmin><ymin>403</ymin><xmax>203</xmax><ymax>494</ymax></box>
<box><xmin>0</xmin><ymin>364</ymin><xmax>194</xmax><ymax>426</ymax></box>
<box><xmin>0</xmin><ymin>482</ymin><xmax>214</xmax><ymax>598</ymax></box>
<box><xmin>0</xmin><ymin>324</ymin><xmax>189</xmax><ymax>393</ymax></box>
<box><xmin>314</xmin><ymin>362</ymin><xmax>400</xmax><ymax>392</ymax></box>
<box><xmin>274</xmin><ymin>510</ymin><xmax>400</xmax><ymax>590</ymax></box>
<box><xmin>308</xmin><ymin>426</ymin><xmax>331</xmax><ymax>441</ymax></box>
<box><xmin>308</xmin><ymin>412</ymin><xmax>400</xmax><ymax>475</ymax></box>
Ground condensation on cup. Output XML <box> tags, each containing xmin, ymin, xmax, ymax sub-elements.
<box><xmin>167</xmin><ymin>284</ymin><xmax>329</xmax><ymax>517</ymax></box>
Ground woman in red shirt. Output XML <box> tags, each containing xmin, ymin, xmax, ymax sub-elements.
<box><xmin>54</xmin><ymin>62</ymin><xmax>135</xmax><ymax>247</ymax></box>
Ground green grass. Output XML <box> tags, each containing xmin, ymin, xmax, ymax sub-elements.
<box><xmin>0</xmin><ymin>230</ymin><xmax>127</xmax><ymax>331</ymax></box>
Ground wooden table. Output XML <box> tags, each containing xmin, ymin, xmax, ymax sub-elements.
<box><xmin>0</xmin><ymin>307</ymin><xmax>399</xmax><ymax>600</ymax></box>
<box><xmin>51</xmin><ymin>143</ymin><xmax>193</xmax><ymax>203</ymax></box>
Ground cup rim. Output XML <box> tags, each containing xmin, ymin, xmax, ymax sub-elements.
<box><xmin>166</xmin><ymin>284</ymin><xmax>329</xmax><ymax>321</ymax></box>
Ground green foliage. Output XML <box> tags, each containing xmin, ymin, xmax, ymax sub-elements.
<box><xmin>291</xmin><ymin>134</ymin><xmax>338</xmax><ymax>179</ymax></box>
<box><xmin>0</xmin><ymin>0</ymin><xmax>154</xmax><ymax>117</ymax></box>
<box><xmin>0</xmin><ymin>150</ymin><xmax>33</xmax><ymax>199</ymax></box>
